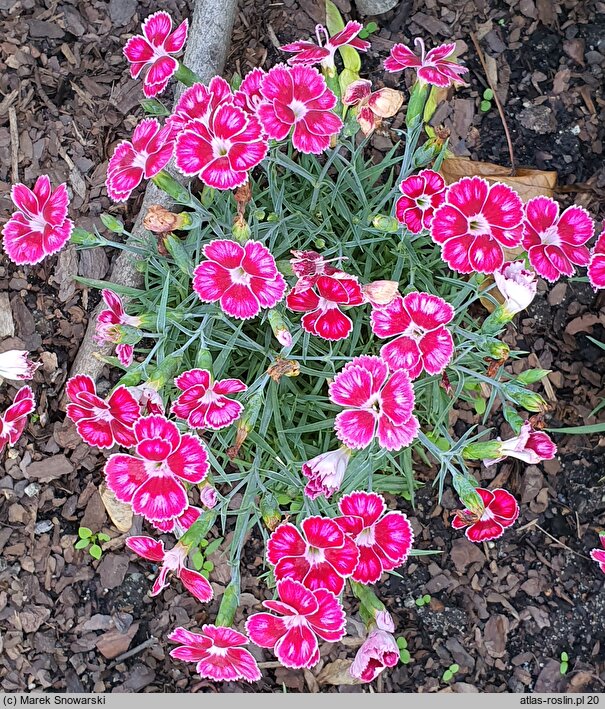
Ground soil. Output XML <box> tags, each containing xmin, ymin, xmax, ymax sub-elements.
<box><xmin>1</xmin><ymin>0</ymin><xmax>605</xmax><ymax>695</ymax></box>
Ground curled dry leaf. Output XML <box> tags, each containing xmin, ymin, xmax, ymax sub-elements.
<box><xmin>267</xmin><ymin>357</ymin><xmax>300</xmax><ymax>382</ymax></box>
<box><xmin>316</xmin><ymin>659</ymin><xmax>361</xmax><ymax>686</ymax></box>
<box><xmin>439</xmin><ymin>156</ymin><xmax>557</xmax><ymax>202</ymax></box>
<box><xmin>100</xmin><ymin>481</ymin><xmax>133</xmax><ymax>532</ymax></box>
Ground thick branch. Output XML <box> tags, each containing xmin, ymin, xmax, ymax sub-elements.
<box><xmin>69</xmin><ymin>0</ymin><xmax>238</xmax><ymax>382</ymax></box>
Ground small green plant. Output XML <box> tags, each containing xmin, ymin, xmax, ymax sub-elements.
<box><xmin>75</xmin><ymin>527</ymin><xmax>110</xmax><ymax>560</ymax></box>
<box><xmin>415</xmin><ymin>594</ymin><xmax>431</xmax><ymax>607</ymax></box>
<box><xmin>560</xmin><ymin>651</ymin><xmax>569</xmax><ymax>675</ymax></box>
<box><xmin>480</xmin><ymin>88</ymin><xmax>494</xmax><ymax>113</ymax></box>
<box><xmin>358</xmin><ymin>21</ymin><xmax>378</xmax><ymax>39</ymax></box>
<box><xmin>191</xmin><ymin>536</ymin><xmax>223</xmax><ymax>578</ymax></box>
<box><xmin>397</xmin><ymin>636</ymin><xmax>412</xmax><ymax>664</ymax></box>
<box><xmin>442</xmin><ymin>663</ymin><xmax>460</xmax><ymax>683</ymax></box>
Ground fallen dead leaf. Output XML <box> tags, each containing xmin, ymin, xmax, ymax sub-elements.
<box><xmin>316</xmin><ymin>659</ymin><xmax>360</xmax><ymax>686</ymax></box>
<box><xmin>440</xmin><ymin>156</ymin><xmax>557</xmax><ymax>201</ymax></box>
<box><xmin>100</xmin><ymin>482</ymin><xmax>133</xmax><ymax>533</ymax></box>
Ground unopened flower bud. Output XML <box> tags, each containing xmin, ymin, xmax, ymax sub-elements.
<box><xmin>100</xmin><ymin>213</ymin><xmax>125</xmax><ymax>234</ymax></box>
<box><xmin>232</xmin><ymin>213</ymin><xmax>251</xmax><ymax>243</ymax></box>
<box><xmin>195</xmin><ymin>348</ymin><xmax>214</xmax><ymax>372</ymax></box>
<box><xmin>485</xmin><ymin>340</ymin><xmax>510</xmax><ymax>361</ymax></box>
<box><xmin>372</xmin><ymin>215</ymin><xmax>399</xmax><ymax>233</ymax></box>
<box><xmin>147</xmin><ymin>353</ymin><xmax>183</xmax><ymax>389</ymax></box>
<box><xmin>163</xmin><ymin>233</ymin><xmax>193</xmax><ymax>276</ymax></box>
<box><xmin>268</xmin><ymin>309</ymin><xmax>293</xmax><ymax>348</ymax></box>
<box><xmin>508</xmin><ymin>389</ymin><xmax>547</xmax><ymax>413</ymax></box>
<box><xmin>143</xmin><ymin>205</ymin><xmax>192</xmax><ymax>233</ymax></box>
<box><xmin>152</xmin><ymin>171</ymin><xmax>191</xmax><ymax>204</ymax></box>
<box><xmin>199</xmin><ymin>483</ymin><xmax>218</xmax><ymax>509</ymax></box>
<box><xmin>462</xmin><ymin>441</ymin><xmax>503</xmax><ymax>460</ymax></box>
<box><xmin>260</xmin><ymin>492</ymin><xmax>282</xmax><ymax>532</ymax></box>
<box><xmin>226</xmin><ymin>390</ymin><xmax>263</xmax><ymax>460</ymax></box>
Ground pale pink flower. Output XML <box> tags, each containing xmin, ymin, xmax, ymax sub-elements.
<box><xmin>350</xmin><ymin>628</ymin><xmax>399</xmax><ymax>683</ymax></box>
<box><xmin>484</xmin><ymin>421</ymin><xmax>557</xmax><ymax>467</ymax></box>
<box><xmin>96</xmin><ymin>289</ymin><xmax>143</xmax><ymax>367</ymax></box>
<box><xmin>493</xmin><ymin>260</ymin><xmax>537</xmax><ymax>316</ymax></box>
<box><xmin>0</xmin><ymin>351</ymin><xmax>40</xmax><ymax>381</ymax></box>
<box><xmin>302</xmin><ymin>447</ymin><xmax>351</xmax><ymax>500</ymax></box>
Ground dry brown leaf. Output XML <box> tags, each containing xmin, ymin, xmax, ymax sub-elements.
<box><xmin>440</xmin><ymin>156</ymin><xmax>557</xmax><ymax>201</ymax></box>
<box><xmin>100</xmin><ymin>482</ymin><xmax>133</xmax><ymax>532</ymax></box>
<box><xmin>267</xmin><ymin>357</ymin><xmax>300</xmax><ymax>382</ymax></box>
<box><xmin>316</xmin><ymin>659</ymin><xmax>360</xmax><ymax>686</ymax></box>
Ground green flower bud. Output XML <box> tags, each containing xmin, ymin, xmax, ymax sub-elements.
<box><xmin>195</xmin><ymin>348</ymin><xmax>213</xmax><ymax>372</ymax></box>
<box><xmin>372</xmin><ymin>215</ymin><xmax>399</xmax><ymax>233</ymax></box>
<box><xmin>462</xmin><ymin>441</ymin><xmax>503</xmax><ymax>460</ymax></box>
<box><xmin>507</xmin><ymin>388</ymin><xmax>547</xmax><ymax>413</ymax></box>
<box><xmin>406</xmin><ymin>82</ymin><xmax>429</xmax><ymax>126</ymax></box>
<box><xmin>147</xmin><ymin>353</ymin><xmax>183</xmax><ymax>389</ymax></box>
<box><xmin>173</xmin><ymin>62</ymin><xmax>201</xmax><ymax>87</ymax></box>
<box><xmin>164</xmin><ymin>233</ymin><xmax>193</xmax><ymax>276</ymax></box>
<box><xmin>260</xmin><ymin>492</ymin><xmax>282</xmax><ymax>532</ymax></box>
<box><xmin>151</xmin><ymin>171</ymin><xmax>191</xmax><ymax>204</ymax></box>
<box><xmin>100</xmin><ymin>214</ymin><xmax>124</xmax><ymax>234</ymax></box>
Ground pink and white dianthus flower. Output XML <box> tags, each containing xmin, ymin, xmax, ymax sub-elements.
<box><xmin>0</xmin><ymin>350</ymin><xmax>40</xmax><ymax>381</ymax></box>
<box><xmin>384</xmin><ymin>38</ymin><xmax>468</xmax><ymax>87</ymax></box>
<box><xmin>199</xmin><ymin>484</ymin><xmax>218</xmax><ymax>509</ymax></box>
<box><xmin>289</xmin><ymin>249</ymin><xmax>344</xmax><ymax>293</ymax></box>
<box><xmin>341</xmin><ymin>79</ymin><xmax>403</xmax><ymax>136</ymax></box>
<box><xmin>0</xmin><ymin>386</ymin><xmax>35</xmax><ymax>453</ymax></box>
<box><xmin>167</xmin><ymin>76</ymin><xmax>233</xmax><ymax>137</ymax></box>
<box><xmin>151</xmin><ymin>505</ymin><xmax>201</xmax><ymax>535</ymax></box>
<box><xmin>245</xmin><ymin>578</ymin><xmax>346</xmax><ymax>669</ymax></box>
<box><xmin>2</xmin><ymin>175</ymin><xmax>73</xmax><ymax>265</ymax></box>
<box><xmin>105</xmin><ymin>414</ymin><xmax>209</xmax><ymax>521</ymax></box>
<box><xmin>522</xmin><ymin>196</ymin><xmax>594</xmax><ymax>282</ymax></box>
<box><xmin>350</xmin><ymin>627</ymin><xmax>399</xmax><ymax>682</ymax></box>
<box><xmin>280</xmin><ymin>21</ymin><xmax>370</xmax><ymax>72</ymax></box>
<box><xmin>483</xmin><ymin>421</ymin><xmax>557</xmax><ymax>467</ymax></box>
<box><xmin>171</xmin><ymin>368</ymin><xmax>246</xmax><ymax>430</ymax></box>
<box><xmin>286</xmin><ymin>274</ymin><xmax>364</xmax><ymax>341</ymax></box>
<box><xmin>123</xmin><ymin>11</ymin><xmax>188</xmax><ymax>98</ymax></box>
<box><xmin>96</xmin><ymin>289</ymin><xmax>143</xmax><ymax>367</ymax></box>
<box><xmin>588</xmin><ymin>232</ymin><xmax>605</xmax><ymax>290</ymax></box>
<box><xmin>175</xmin><ymin>103</ymin><xmax>268</xmax><ymax>189</ymax></box>
<box><xmin>451</xmin><ymin>487</ymin><xmax>519</xmax><ymax>542</ymax></box>
<box><xmin>126</xmin><ymin>536</ymin><xmax>213</xmax><ymax>602</ymax></box>
<box><xmin>493</xmin><ymin>260</ymin><xmax>537</xmax><ymax>316</ymax></box>
<box><xmin>192</xmin><ymin>239</ymin><xmax>286</xmax><ymax>320</ymax></box>
<box><xmin>335</xmin><ymin>491</ymin><xmax>414</xmax><ymax>584</ymax></box>
<box><xmin>395</xmin><ymin>169</ymin><xmax>446</xmax><ymax>234</ymax></box>
<box><xmin>329</xmin><ymin>355</ymin><xmax>419</xmax><ymax>451</ymax></box>
<box><xmin>590</xmin><ymin>532</ymin><xmax>605</xmax><ymax>575</ymax></box>
<box><xmin>431</xmin><ymin>177</ymin><xmax>524</xmax><ymax>274</ymax></box>
<box><xmin>302</xmin><ymin>446</ymin><xmax>351</xmax><ymax>500</ymax></box>
<box><xmin>65</xmin><ymin>375</ymin><xmax>140</xmax><ymax>450</ymax></box>
<box><xmin>267</xmin><ymin>516</ymin><xmax>359</xmax><ymax>595</ymax></box>
<box><xmin>169</xmin><ymin>625</ymin><xmax>261</xmax><ymax>683</ymax></box>
<box><xmin>371</xmin><ymin>291</ymin><xmax>455</xmax><ymax>379</ymax></box>
<box><xmin>234</xmin><ymin>68</ymin><xmax>267</xmax><ymax>116</ymax></box>
<box><xmin>106</xmin><ymin>118</ymin><xmax>174</xmax><ymax>202</ymax></box>
<box><xmin>126</xmin><ymin>383</ymin><xmax>165</xmax><ymax>416</ymax></box>
<box><xmin>257</xmin><ymin>65</ymin><xmax>343</xmax><ymax>154</ymax></box>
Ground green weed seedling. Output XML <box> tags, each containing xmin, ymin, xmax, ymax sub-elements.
<box><xmin>75</xmin><ymin>527</ymin><xmax>110</xmax><ymax>560</ymax></box>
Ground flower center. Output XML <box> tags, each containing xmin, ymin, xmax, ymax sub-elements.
<box><xmin>355</xmin><ymin>526</ymin><xmax>376</xmax><ymax>547</ymax></box>
<box><xmin>229</xmin><ymin>266</ymin><xmax>251</xmax><ymax>286</ymax></box>
<box><xmin>132</xmin><ymin>152</ymin><xmax>148</xmax><ymax>170</ymax></box>
<box><xmin>403</xmin><ymin>323</ymin><xmax>425</xmax><ymax>341</ymax></box>
<box><xmin>289</xmin><ymin>99</ymin><xmax>308</xmax><ymax>122</ymax></box>
<box><xmin>541</xmin><ymin>224</ymin><xmax>560</xmax><ymax>247</ymax></box>
<box><xmin>28</xmin><ymin>213</ymin><xmax>47</xmax><ymax>232</ymax></box>
<box><xmin>416</xmin><ymin>196</ymin><xmax>430</xmax><ymax>210</ymax></box>
<box><xmin>212</xmin><ymin>137</ymin><xmax>231</xmax><ymax>158</ymax></box>
<box><xmin>467</xmin><ymin>213</ymin><xmax>490</xmax><ymax>236</ymax></box>
<box><xmin>365</xmin><ymin>392</ymin><xmax>382</xmax><ymax>415</ymax></box>
<box><xmin>305</xmin><ymin>545</ymin><xmax>326</xmax><ymax>565</ymax></box>
<box><xmin>92</xmin><ymin>405</ymin><xmax>113</xmax><ymax>422</ymax></box>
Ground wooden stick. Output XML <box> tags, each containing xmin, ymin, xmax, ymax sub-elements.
<box><xmin>470</xmin><ymin>31</ymin><xmax>516</xmax><ymax>174</ymax></box>
<box><xmin>68</xmin><ymin>0</ymin><xmax>239</xmax><ymax>386</ymax></box>
<box><xmin>8</xmin><ymin>106</ymin><xmax>18</xmax><ymax>184</ymax></box>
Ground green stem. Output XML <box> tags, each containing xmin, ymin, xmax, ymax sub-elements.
<box><xmin>174</xmin><ymin>62</ymin><xmax>202</xmax><ymax>87</ymax></box>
